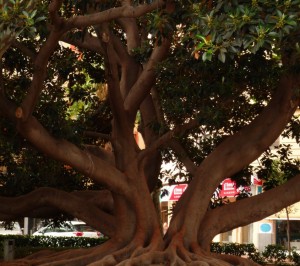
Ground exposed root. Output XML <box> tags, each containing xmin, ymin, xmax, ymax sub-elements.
<box><xmin>85</xmin><ymin>237</ymin><xmax>234</xmax><ymax>266</ymax></box>
<box><xmin>0</xmin><ymin>246</ymin><xmax>259</xmax><ymax>266</ymax></box>
<box><xmin>88</xmin><ymin>236</ymin><xmax>162</xmax><ymax>266</ymax></box>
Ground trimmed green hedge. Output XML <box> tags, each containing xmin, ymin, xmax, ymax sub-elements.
<box><xmin>211</xmin><ymin>242</ymin><xmax>300</xmax><ymax>265</ymax></box>
<box><xmin>0</xmin><ymin>235</ymin><xmax>108</xmax><ymax>248</ymax></box>
<box><xmin>211</xmin><ymin>242</ymin><xmax>266</xmax><ymax>265</ymax></box>
<box><xmin>0</xmin><ymin>235</ymin><xmax>108</xmax><ymax>259</ymax></box>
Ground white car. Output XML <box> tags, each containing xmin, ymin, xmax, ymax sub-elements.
<box><xmin>33</xmin><ymin>221</ymin><xmax>102</xmax><ymax>238</ymax></box>
<box><xmin>0</xmin><ymin>221</ymin><xmax>22</xmax><ymax>235</ymax></box>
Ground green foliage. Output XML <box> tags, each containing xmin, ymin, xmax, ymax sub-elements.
<box><xmin>0</xmin><ymin>0</ymin><xmax>113</xmax><ymax>196</ymax></box>
<box><xmin>0</xmin><ymin>38</ymin><xmax>108</xmax><ymax>196</ymax></box>
<box><xmin>157</xmin><ymin>43</ymin><xmax>281</xmax><ymax>188</ymax></box>
<box><xmin>0</xmin><ymin>235</ymin><xmax>108</xmax><ymax>259</ymax></box>
<box><xmin>258</xmin><ymin>145</ymin><xmax>300</xmax><ymax>191</ymax></box>
<box><xmin>248</xmin><ymin>250</ymin><xmax>267</xmax><ymax>266</ymax></box>
<box><xmin>0</xmin><ymin>0</ymin><xmax>300</xmax><ymax>233</ymax></box>
<box><xmin>262</xmin><ymin>244</ymin><xmax>288</xmax><ymax>265</ymax></box>
<box><xmin>0</xmin><ymin>0</ymin><xmax>46</xmax><ymax>57</ymax></box>
<box><xmin>210</xmin><ymin>242</ymin><xmax>266</xmax><ymax>265</ymax></box>
<box><xmin>291</xmin><ymin>249</ymin><xmax>300</xmax><ymax>265</ymax></box>
<box><xmin>284</xmin><ymin>115</ymin><xmax>300</xmax><ymax>144</ymax></box>
<box><xmin>188</xmin><ymin>0</ymin><xmax>300</xmax><ymax>62</ymax></box>
<box><xmin>0</xmin><ymin>235</ymin><xmax>108</xmax><ymax>249</ymax></box>
<box><xmin>210</xmin><ymin>243</ymin><xmax>300</xmax><ymax>265</ymax></box>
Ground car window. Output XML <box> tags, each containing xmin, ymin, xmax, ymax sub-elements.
<box><xmin>43</xmin><ymin>223</ymin><xmax>75</xmax><ymax>233</ymax></box>
<box><xmin>61</xmin><ymin>225</ymin><xmax>75</xmax><ymax>232</ymax></box>
<box><xmin>73</xmin><ymin>224</ymin><xmax>96</xmax><ymax>232</ymax></box>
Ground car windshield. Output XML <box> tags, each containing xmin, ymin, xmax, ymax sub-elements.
<box><xmin>73</xmin><ymin>224</ymin><xmax>96</xmax><ymax>232</ymax></box>
<box><xmin>41</xmin><ymin>222</ymin><xmax>75</xmax><ymax>233</ymax></box>
<box><xmin>44</xmin><ymin>226</ymin><xmax>74</xmax><ymax>233</ymax></box>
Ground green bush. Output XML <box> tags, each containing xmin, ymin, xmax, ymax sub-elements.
<box><xmin>0</xmin><ymin>235</ymin><xmax>107</xmax><ymax>248</ymax></box>
<box><xmin>0</xmin><ymin>235</ymin><xmax>108</xmax><ymax>259</ymax></box>
<box><xmin>210</xmin><ymin>242</ymin><xmax>266</xmax><ymax>265</ymax></box>
<box><xmin>211</xmin><ymin>242</ymin><xmax>246</xmax><ymax>255</ymax></box>
<box><xmin>291</xmin><ymin>249</ymin><xmax>300</xmax><ymax>266</ymax></box>
<box><xmin>210</xmin><ymin>242</ymin><xmax>223</xmax><ymax>254</ymax></box>
<box><xmin>248</xmin><ymin>250</ymin><xmax>267</xmax><ymax>265</ymax></box>
<box><xmin>262</xmin><ymin>244</ymin><xmax>288</xmax><ymax>265</ymax></box>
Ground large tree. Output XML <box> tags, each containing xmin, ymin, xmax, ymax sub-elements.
<box><xmin>1</xmin><ymin>0</ymin><xmax>300</xmax><ymax>265</ymax></box>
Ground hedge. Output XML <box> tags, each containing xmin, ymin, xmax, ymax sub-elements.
<box><xmin>0</xmin><ymin>236</ymin><xmax>299</xmax><ymax>265</ymax></box>
<box><xmin>0</xmin><ymin>235</ymin><xmax>108</xmax><ymax>248</ymax></box>
<box><xmin>0</xmin><ymin>235</ymin><xmax>108</xmax><ymax>260</ymax></box>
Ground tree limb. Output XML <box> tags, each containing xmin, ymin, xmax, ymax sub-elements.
<box><xmin>17</xmin><ymin>116</ymin><xmax>130</xmax><ymax>194</ymax></box>
<box><xmin>49</xmin><ymin>0</ymin><xmax>64</xmax><ymax>26</ymax></box>
<box><xmin>0</xmin><ymin>93</ymin><xmax>130</xmax><ymax>195</ymax></box>
<box><xmin>124</xmin><ymin>37</ymin><xmax>171</xmax><ymax>116</ymax></box>
<box><xmin>84</xmin><ymin>144</ymin><xmax>115</xmax><ymax>165</ymax></box>
<box><xmin>12</xmin><ymin>40</ymin><xmax>37</xmax><ymax>61</ymax></box>
<box><xmin>83</xmin><ymin>131</ymin><xmax>111</xmax><ymax>141</ymax></box>
<box><xmin>170</xmin><ymin>71</ymin><xmax>300</xmax><ymax>238</ymax></box>
<box><xmin>60</xmin><ymin>33</ymin><xmax>104</xmax><ymax>54</ymax></box>
<box><xmin>199</xmin><ymin>174</ymin><xmax>300</xmax><ymax>248</ymax></box>
<box><xmin>138</xmin><ymin>118</ymin><xmax>200</xmax><ymax>162</ymax></box>
<box><xmin>110</xmin><ymin>34</ymin><xmax>141</xmax><ymax>101</ymax></box>
<box><xmin>169</xmin><ymin>140</ymin><xmax>198</xmax><ymax>176</ymax></box>
<box><xmin>64</xmin><ymin>1</ymin><xmax>167</xmax><ymax>30</ymax></box>
<box><xmin>0</xmin><ymin>187</ymin><xmax>116</xmax><ymax>237</ymax></box>
<box><xmin>18</xmin><ymin>13</ymin><xmax>65</xmax><ymax>121</ymax></box>
<box><xmin>116</xmin><ymin>0</ymin><xmax>141</xmax><ymax>52</ymax></box>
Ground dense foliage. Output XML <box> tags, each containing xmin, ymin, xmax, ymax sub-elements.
<box><xmin>1</xmin><ymin>0</ymin><xmax>300</xmax><ymax>200</ymax></box>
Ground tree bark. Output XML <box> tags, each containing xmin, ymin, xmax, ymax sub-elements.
<box><xmin>1</xmin><ymin>1</ymin><xmax>300</xmax><ymax>266</ymax></box>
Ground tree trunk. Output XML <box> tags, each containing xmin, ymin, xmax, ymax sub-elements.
<box><xmin>1</xmin><ymin>1</ymin><xmax>300</xmax><ymax>266</ymax></box>
<box><xmin>285</xmin><ymin>207</ymin><xmax>291</xmax><ymax>257</ymax></box>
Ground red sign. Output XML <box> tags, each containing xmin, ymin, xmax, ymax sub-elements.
<box><xmin>219</xmin><ymin>178</ymin><xmax>238</xmax><ymax>197</ymax></box>
<box><xmin>169</xmin><ymin>184</ymin><xmax>187</xmax><ymax>201</ymax></box>
<box><xmin>253</xmin><ymin>176</ymin><xmax>263</xmax><ymax>186</ymax></box>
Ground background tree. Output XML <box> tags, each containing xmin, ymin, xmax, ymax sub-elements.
<box><xmin>1</xmin><ymin>1</ymin><xmax>300</xmax><ymax>265</ymax></box>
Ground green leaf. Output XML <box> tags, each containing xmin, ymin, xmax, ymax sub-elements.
<box><xmin>35</xmin><ymin>16</ymin><xmax>46</xmax><ymax>23</ymax></box>
<box><xmin>22</xmin><ymin>10</ymin><xmax>29</xmax><ymax>17</ymax></box>
<box><xmin>218</xmin><ymin>51</ymin><xmax>226</xmax><ymax>63</ymax></box>
<box><xmin>30</xmin><ymin>9</ymin><xmax>37</xmax><ymax>18</ymax></box>
<box><xmin>202</xmin><ymin>51</ymin><xmax>213</xmax><ymax>61</ymax></box>
<box><xmin>286</xmin><ymin>20</ymin><xmax>297</xmax><ymax>26</ymax></box>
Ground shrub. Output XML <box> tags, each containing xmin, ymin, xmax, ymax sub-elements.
<box><xmin>210</xmin><ymin>242</ymin><xmax>266</xmax><ymax>264</ymax></box>
<box><xmin>0</xmin><ymin>235</ymin><xmax>108</xmax><ymax>259</ymax></box>
<box><xmin>291</xmin><ymin>249</ymin><xmax>300</xmax><ymax>266</ymax></box>
<box><xmin>262</xmin><ymin>244</ymin><xmax>288</xmax><ymax>265</ymax></box>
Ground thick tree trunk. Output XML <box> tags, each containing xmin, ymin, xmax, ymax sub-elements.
<box><xmin>1</xmin><ymin>1</ymin><xmax>300</xmax><ymax>266</ymax></box>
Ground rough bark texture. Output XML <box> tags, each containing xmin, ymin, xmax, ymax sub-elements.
<box><xmin>1</xmin><ymin>1</ymin><xmax>300</xmax><ymax>265</ymax></box>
